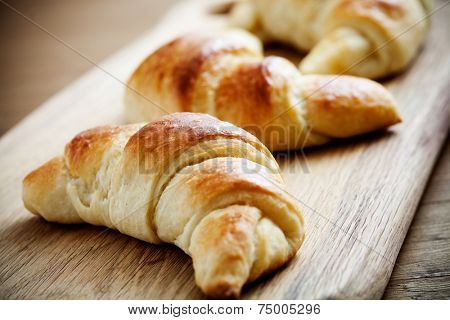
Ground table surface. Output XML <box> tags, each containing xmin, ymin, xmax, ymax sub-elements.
<box><xmin>0</xmin><ymin>0</ymin><xmax>448</xmax><ymax>299</ymax></box>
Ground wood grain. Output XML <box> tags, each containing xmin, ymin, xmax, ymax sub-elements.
<box><xmin>0</xmin><ymin>0</ymin><xmax>449</xmax><ymax>299</ymax></box>
<box><xmin>384</xmin><ymin>138</ymin><xmax>450</xmax><ymax>299</ymax></box>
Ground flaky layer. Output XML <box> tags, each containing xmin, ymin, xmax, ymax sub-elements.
<box><xmin>22</xmin><ymin>112</ymin><xmax>304</xmax><ymax>298</ymax></box>
<box><xmin>126</xmin><ymin>30</ymin><xmax>401</xmax><ymax>151</ymax></box>
<box><xmin>231</xmin><ymin>0</ymin><xmax>430</xmax><ymax>78</ymax></box>
<box><xmin>157</xmin><ymin>157</ymin><xmax>303</xmax><ymax>297</ymax></box>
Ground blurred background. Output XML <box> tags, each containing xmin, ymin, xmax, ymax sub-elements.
<box><xmin>0</xmin><ymin>0</ymin><xmax>178</xmax><ymax>135</ymax></box>
<box><xmin>0</xmin><ymin>0</ymin><xmax>448</xmax><ymax>299</ymax></box>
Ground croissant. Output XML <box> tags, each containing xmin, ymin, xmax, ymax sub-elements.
<box><xmin>230</xmin><ymin>0</ymin><xmax>431</xmax><ymax>79</ymax></box>
<box><xmin>22</xmin><ymin>112</ymin><xmax>304</xmax><ymax>298</ymax></box>
<box><xmin>125</xmin><ymin>30</ymin><xmax>401</xmax><ymax>152</ymax></box>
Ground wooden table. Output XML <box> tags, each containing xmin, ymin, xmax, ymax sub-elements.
<box><xmin>0</xmin><ymin>0</ymin><xmax>448</xmax><ymax>299</ymax></box>
<box><xmin>383</xmin><ymin>138</ymin><xmax>450</xmax><ymax>299</ymax></box>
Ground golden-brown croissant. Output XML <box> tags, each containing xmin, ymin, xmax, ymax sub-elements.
<box><xmin>125</xmin><ymin>30</ymin><xmax>401</xmax><ymax>151</ymax></box>
<box><xmin>22</xmin><ymin>112</ymin><xmax>304</xmax><ymax>298</ymax></box>
<box><xmin>230</xmin><ymin>0</ymin><xmax>431</xmax><ymax>78</ymax></box>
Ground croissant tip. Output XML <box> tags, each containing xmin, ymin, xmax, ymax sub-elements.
<box><xmin>298</xmin><ymin>61</ymin><xmax>321</xmax><ymax>75</ymax></box>
<box><xmin>202</xmin><ymin>281</ymin><xmax>242</xmax><ymax>299</ymax></box>
<box><xmin>388</xmin><ymin>107</ymin><xmax>402</xmax><ymax>125</ymax></box>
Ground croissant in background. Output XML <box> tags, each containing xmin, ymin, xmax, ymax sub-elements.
<box><xmin>22</xmin><ymin>113</ymin><xmax>305</xmax><ymax>298</ymax></box>
<box><xmin>126</xmin><ymin>30</ymin><xmax>401</xmax><ymax>151</ymax></box>
<box><xmin>230</xmin><ymin>0</ymin><xmax>431</xmax><ymax>79</ymax></box>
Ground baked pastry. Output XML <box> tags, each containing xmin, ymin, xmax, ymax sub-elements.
<box><xmin>125</xmin><ymin>30</ymin><xmax>401</xmax><ymax>151</ymax></box>
<box><xmin>230</xmin><ymin>0</ymin><xmax>431</xmax><ymax>78</ymax></box>
<box><xmin>22</xmin><ymin>113</ymin><xmax>304</xmax><ymax>298</ymax></box>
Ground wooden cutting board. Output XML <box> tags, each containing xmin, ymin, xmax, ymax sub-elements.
<box><xmin>0</xmin><ymin>0</ymin><xmax>448</xmax><ymax>299</ymax></box>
